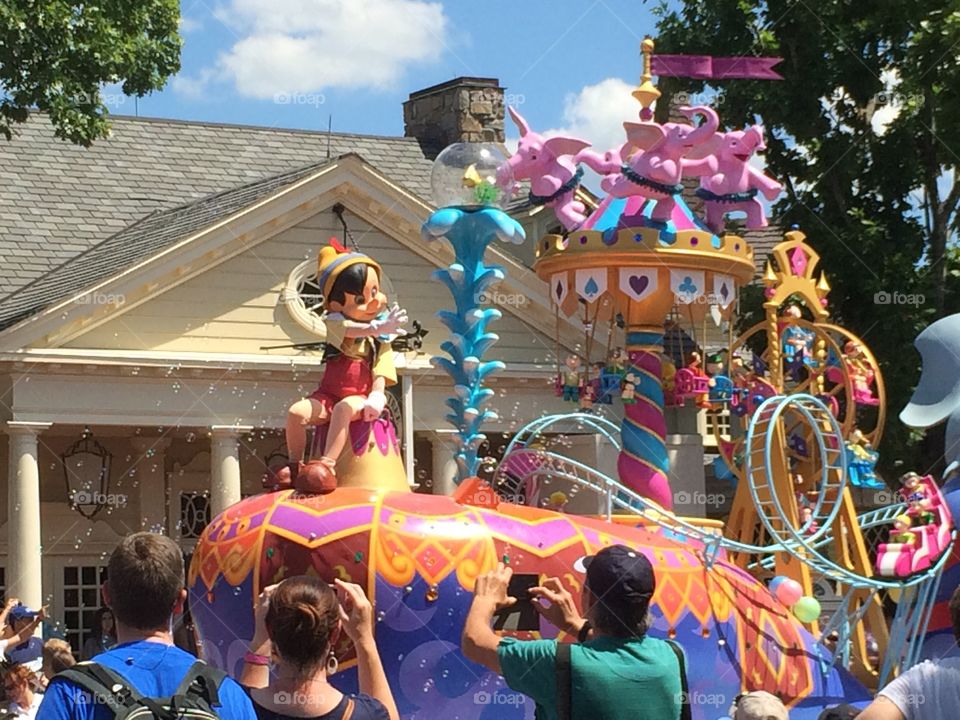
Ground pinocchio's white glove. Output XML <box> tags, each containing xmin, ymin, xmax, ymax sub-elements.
<box><xmin>369</xmin><ymin>304</ymin><xmax>408</xmax><ymax>337</ymax></box>
<box><xmin>363</xmin><ymin>390</ymin><xmax>387</xmax><ymax>420</ymax></box>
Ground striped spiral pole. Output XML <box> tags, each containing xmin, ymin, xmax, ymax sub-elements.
<box><xmin>618</xmin><ymin>331</ymin><xmax>672</xmax><ymax>509</ymax></box>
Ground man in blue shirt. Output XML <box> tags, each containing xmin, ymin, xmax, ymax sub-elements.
<box><xmin>39</xmin><ymin>532</ymin><xmax>255</xmax><ymax>720</ymax></box>
<box><xmin>5</xmin><ymin>604</ymin><xmax>45</xmax><ymax>671</ymax></box>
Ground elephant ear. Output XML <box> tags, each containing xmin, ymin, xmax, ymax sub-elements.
<box><xmin>685</xmin><ymin>132</ymin><xmax>724</xmax><ymax>160</ymax></box>
<box><xmin>508</xmin><ymin>106</ymin><xmax>531</xmax><ymax>136</ymax></box>
<box><xmin>623</xmin><ymin>122</ymin><xmax>664</xmax><ymax>151</ymax></box>
<box><xmin>543</xmin><ymin>135</ymin><xmax>591</xmax><ymax>158</ymax></box>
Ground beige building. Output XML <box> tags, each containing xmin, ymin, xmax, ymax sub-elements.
<box><xmin>0</xmin><ymin>77</ymin><xmax>775</xmax><ymax>654</ymax></box>
<box><xmin>0</xmin><ymin>78</ymin><xmax>602</xmax><ymax>654</ymax></box>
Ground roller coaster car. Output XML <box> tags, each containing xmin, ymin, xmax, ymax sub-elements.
<box><xmin>875</xmin><ymin>476</ymin><xmax>954</xmax><ymax>578</ymax></box>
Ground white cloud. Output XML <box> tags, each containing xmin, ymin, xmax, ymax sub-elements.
<box><xmin>542</xmin><ymin>78</ymin><xmax>641</xmax><ymax>155</ymax></box>
<box><xmin>171</xmin><ymin>69</ymin><xmax>219</xmax><ymax>101</ymax></box>
<box><xmin>176</xmin><ymin>0</ymin><xmax>447</xmax><ymax>100</ymax></box>
<box><xmin>505</xmin><ymin>78</ymin><xmax>656</xmax><ymax>193</ymax></box>
<box><xmin>179</xmin><ymin>15</ymin><xmax>203</xmax><ymax>33</ymax></box>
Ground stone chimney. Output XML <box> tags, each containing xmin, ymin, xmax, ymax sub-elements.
<box><xmin>403</xmin><ymin>77</ymin><xmax>505</xmax><ymax>159</ymax></box>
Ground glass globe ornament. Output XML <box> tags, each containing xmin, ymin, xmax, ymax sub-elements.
<box><xmin>430</xmin><ymin>143</ymin><xmax>513</xmax><ymax>209</ymax></box>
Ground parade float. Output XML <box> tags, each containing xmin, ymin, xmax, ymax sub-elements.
<box><xmin>188</xmin><ymin>40</ymin><xmax>954</xmax><ymax>720</ymax></box>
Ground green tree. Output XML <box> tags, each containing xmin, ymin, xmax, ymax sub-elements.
<box><xmin>0</xmin><ymin>1</ymin><xmax>181</xmax><ymax>146</ymax></box>
<box><xmin>651</xmin><ymin>0</ymin><xmax>960</xmax><ymax>473</ymax></box>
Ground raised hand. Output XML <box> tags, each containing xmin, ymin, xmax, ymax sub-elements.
<box><xmin>334</xmin><ymin>579</ymin><xmax>374</xmax><ymax>644</ymax></box>
<box><xmin>473</xmin><ymin>563</ymin><xmax>515</xmax><ymax>612</ymax></box>
<box><xmin>370</xmin><ymin>304</ymin><xmax>408</xmax><ymax>337</ymax></box>
<box><xmin>529</xmin><ymin>577</ymin><xmax>584</xmax><ymax>635</ymax></box>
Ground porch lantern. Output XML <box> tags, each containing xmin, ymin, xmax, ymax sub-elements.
<box><xmin>62</xmin><ymin>427</ymin><xmax>112</xmax><ymax>519</ymax></box>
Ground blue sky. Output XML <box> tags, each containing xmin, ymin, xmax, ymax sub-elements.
<box><xmin>117</xmin><ymin>0</ymin><xmax>665</xmax><ymax>146</ymax></box>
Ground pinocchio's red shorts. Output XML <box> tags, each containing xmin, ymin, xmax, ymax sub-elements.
<box><xmin>308</xmin><ymin>354</ymin><xmax>373</xmax><ymax>414</ymax></box>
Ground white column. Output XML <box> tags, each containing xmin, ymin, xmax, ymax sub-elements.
<box><xmin>6</xmin><ymin>422</ymin><xmax>51</xmax><ymax>611</ymax></box>
<box><xmin>131</xmin><ymin>437</ymin><xmax>171</xmax><ymax>533</ymax></box>
<box><xmin>430</xmin><ymin>434</ymin><xmax>459</xmax><ymax>496</ymax></box>
<box><xmin>209</xmin><ymin>426</ymin><xmax>252</xmax><ymax>518</ymax></box>
<box><xmin>401</xmin><ymin>375</ymin><xmax>415</xmax><ymax>487</ymax></box>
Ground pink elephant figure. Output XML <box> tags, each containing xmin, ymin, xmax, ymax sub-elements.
<box><xmin>502</xmin><ymin>106</ymin><xmax>591</xmax><ymax>230</ymax></box>
<box><xmin>575</xmin><ymin>142</ymin><xmax>633</xmax><ymax>176</ymax></box>
<box><xmin>693</xmin><ymin>124</ymin><xmax>783</xmax><ymax>232</ymax></box>
<box><xmin>601</xmin><ymin>106</ymin><xmax>719</xmax><ymax>223</ymax></box>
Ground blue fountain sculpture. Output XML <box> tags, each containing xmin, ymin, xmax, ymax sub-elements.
<box><xmin>421</xmin><ymin>204</ymin><xmax>525</xmax><ymax>482</ymax></box>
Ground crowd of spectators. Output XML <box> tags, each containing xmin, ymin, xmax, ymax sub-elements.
<box><xmin>0</xmin><ymin>532</ymin><xmax>953</xmax><ymax>719</ymax></box>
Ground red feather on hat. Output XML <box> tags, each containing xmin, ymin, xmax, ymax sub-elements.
<box><xmin>328</xmin><ymin>237</ymin><xmax>348</xmax><ymax>254</ymax></box>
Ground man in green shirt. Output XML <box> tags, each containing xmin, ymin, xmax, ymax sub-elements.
<box><xmin>462</xmin><ymin>544</ymin><xmax>683</xmax><ymax>720</ymax></box>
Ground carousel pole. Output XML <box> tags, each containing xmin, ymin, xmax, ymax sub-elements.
<box><xmin>620</xmin><ymin>326</ymin><xmax>672</xmax><ymax>508</ymax></box>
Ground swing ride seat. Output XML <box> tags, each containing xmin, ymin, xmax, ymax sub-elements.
<box><xmin>708</xmin><ymin>374</ymin><xmax>734</xmax><ymax>403</ymax></box>
<box><xmin>599</xmin><ymin>368</ymin><xmax>624</xmax><ymax>395</ymax></box>
<box><xmin>672</xmin><ymin>368</ymin><xmax>709</xmax><ymax>405</ymax></box>
<box><xmin>875</xmin><ymin>476</ymin><xmax>954</xmax><ymax>578</ymax></box>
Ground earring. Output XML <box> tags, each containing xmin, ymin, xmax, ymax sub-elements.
<box><xmin>326</xmin><ymin>652</ymin><xmax>338</xmax><ymax>675</ymax></box>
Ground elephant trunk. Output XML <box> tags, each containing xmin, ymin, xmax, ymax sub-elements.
<box><xmin>679</xmin><ymin>105</ymin><xmax>719</xmax><ymax>146</ymax></box>
<box><xmin>743</xmin><ymin>124</ymin><xmax>767</xmax><ymax>153</ymax></box>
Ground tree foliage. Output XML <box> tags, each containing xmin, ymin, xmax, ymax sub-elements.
<box><xmin>0</xmin><ymin>0</ymin><xmax>181</xmax><ymax>146</ymax></box>
<box><xmin>651</xmin><ymin>0</ymin><xmax>960</xmax><ymax>473</ymax></box>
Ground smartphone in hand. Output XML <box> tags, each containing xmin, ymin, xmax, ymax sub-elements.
<box><xmin>492</xmin><ymin>573</ymin><xmax>541</xmax><ymax>632</ymax></box>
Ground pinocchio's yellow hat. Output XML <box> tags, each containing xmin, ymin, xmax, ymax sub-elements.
<box><xmin>316</xmin><ymin>239</ymin><xmax>381</xmax><ymax>300</ymax></box>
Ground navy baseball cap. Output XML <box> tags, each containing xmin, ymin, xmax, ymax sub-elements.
<box><xmin>7</xmin><ymin>604</ymin><xmax>37</xmax><ymax>624</ymax></box>
<box><xmin>817</xmin><ymin>705</ymin><xmax>861</xmax><ymax>720</ymax></box>
<box><xmin>583</xmin><ymin>545</ymin><xmax>656</xmax><ymax>604</ymax></box>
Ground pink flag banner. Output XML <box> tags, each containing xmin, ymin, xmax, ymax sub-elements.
<box><xmin>651</xmin><ymin>55</ymin><xmax>783</xmax><ymax>80</ymax></box>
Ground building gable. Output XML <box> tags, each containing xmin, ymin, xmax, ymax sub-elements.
<box><xmin>1</xmin><ymin>155</ymin><xmax>584</xmax><ymax>372</ymax></box>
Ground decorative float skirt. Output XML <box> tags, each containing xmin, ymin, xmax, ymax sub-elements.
<box><xmin>189</xmin><ymin>489</ymin><xmax>870</xmax><ymax>719</ymax></box>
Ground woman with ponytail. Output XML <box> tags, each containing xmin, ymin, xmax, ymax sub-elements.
<box><xmin>240</xmin><ymin>577</ymin><xmax>398</xmax><ymax>720</ymax></box>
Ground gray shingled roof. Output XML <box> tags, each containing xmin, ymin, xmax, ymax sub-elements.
<box><xmin>0</xmin><ymin>113</ymin><xmax>435</xmax><ymax>300</ymax></box>
<box><xmin>0</xmin><ymin>158</ymin><xmax>341</xmax><ymax>330</ymax></box>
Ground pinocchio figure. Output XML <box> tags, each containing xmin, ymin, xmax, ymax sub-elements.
<box><xmin>270</xmin><ymin>241</ymin><xmax>408</xmax><ymax>493</ymax></box>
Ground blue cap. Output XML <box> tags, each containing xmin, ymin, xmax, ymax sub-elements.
<box><xmin>7</xmin><ymin>604</ymin><xmax>37</xmax><ymax>623</ymax></box>
<box><xmin>584</xmin><ymin>545</ymin><xmax>655</xmax><ymax>605</ymax></box>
